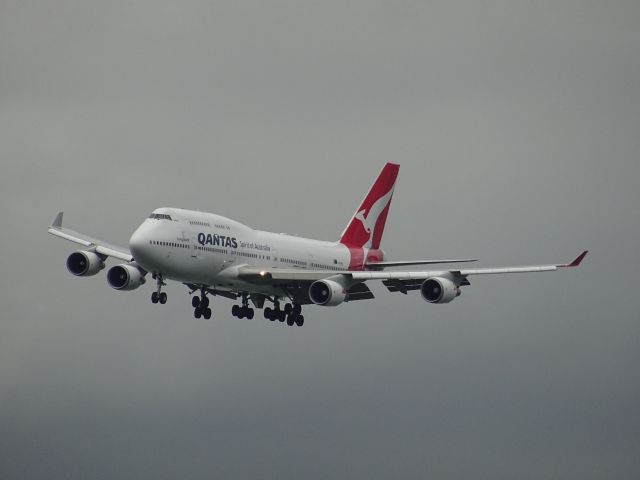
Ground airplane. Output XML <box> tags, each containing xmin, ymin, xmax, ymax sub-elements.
<box><xmin>48</xmin><ymin>163</ymin><xmax>587</xmax><ymax>326</ymax></box>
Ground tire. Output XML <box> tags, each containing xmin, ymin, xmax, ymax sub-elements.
<box><xmin>232</xmin><ymin>305</ymin><xmax>240</xmax><ymax>317</ymax></box>
<box><xmin>284</xmin><ymin>303</ymin><xmax>292</xmax><ymax>315</ymax></box>
<box><xmin>201</xmin><ymin>296</ymin><xmax>209</xmax><ymax>308</ymax></box>
<box><xmin>247</xmin><ymin>309</ymin><xmax>254</xmax><ymax>320</ymax></box>
<box><xmin>296</xmin><ymin>315</ymin><xmax>304</xmax><ymax>327</ymax></box>
<box><xmin>151</xmin><ymin>292</ymin><xmax>159</xmax><ymax>304</ymax></box>
<box><xmin>286</xmin><ymin>315</ymin><xmax>295</xmax><ymax>326</ymax></box>
<box><xmin>203</xmin><ymin>308</ymin><xmax>212</xmax><ymax>320</ymax></box>
<box><xmin>192</xmin><ymin>296</ymin><xmax>200</xmax><ymax>308</ymax></box>
<box><xmin>293</xmin><ymin>304</ymin><xmax>301</xmax><ymax>316</ymax></box>
<box><xmin>264</xmin><ymin>307</ymin><xmax>272</xmax><ymax>319</ymax></box>
<box><xmin>159</xmin><ymin>292</ymin><xmax>167</xmax><ymax>304</ymax></box>
<box><xmin>194</xmin><ymin>307</ymin><xmax>202</xmax><ymax>319</ymax></box>
<box><xmin>278</xmin><ymin>311</ymin><xmax>286</xmax><ymax>322</ymax></box>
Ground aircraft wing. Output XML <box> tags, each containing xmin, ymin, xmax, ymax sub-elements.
<box><xmin>238</xmin><ymin>250</ymin><xmax>587</xmax><ymax>298</ymax></box>
<box><xmin>47</xmin><ymin>212</ymin><xmax>133</xmax><ymax>262</ymax></box>
<box><xmin>354</xmin><ymin>250</ymin><xmax>587</xmax><ymax>293</ymax></box>
<box><xmin>353</xmin><ymin>250</ymin><xmax>588</xmax><ymax>281</ymax></box>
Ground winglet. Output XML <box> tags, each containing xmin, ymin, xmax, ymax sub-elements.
<box><xmin>51</xmin><ymin>211</ymin><xmax>64</xmax><ymax>229</ymax></box>
<box><xmin>561</xmin><ymin>250</ymin><xmax>588</xmax><ymax>268</ymax></box>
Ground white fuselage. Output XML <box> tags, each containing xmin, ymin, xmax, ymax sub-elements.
<box><xmin>128</xmin><ymin>207</ymin><xmax>352</xmax><ymax>294</ymax></box>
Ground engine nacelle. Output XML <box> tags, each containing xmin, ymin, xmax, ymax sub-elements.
<box><xmin>309</xmin><ymin>279</ymin><xmax>347</xmax><ymax>306</ymax></box>
<box><xmin>66</xmin><ymin>251</ymin><xmax>105</xmax><ymax>277</ymax></box>
<box><xmin>420</xmin><ymin>277</ymin><xmax>460</xmax><ymax>304</ymax></box>
<box><xmin>107</xmin><ymin>264</ymin><xmax>146</xmax><ymax>291</ymax></box>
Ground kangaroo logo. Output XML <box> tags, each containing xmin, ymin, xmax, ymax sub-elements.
<box><xmin>353</xmin><ymin>187</ymin><xmax>394</xmax><ymax>248</ymax></box>
<box><xmin>354</xmin><ymin>210</ymin><xmax>369</xmax><ymax>232</ymax></box>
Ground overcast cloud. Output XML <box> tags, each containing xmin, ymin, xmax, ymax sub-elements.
<box><xmin>1</xmin><ymin>1</ymin><xmax>639</xmax><ymax>479</ymax></box>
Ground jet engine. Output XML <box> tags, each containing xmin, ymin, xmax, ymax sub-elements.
<box><xmin>66</xmin><ymin>251</ymin><xmax>105</xmax><ymax>277</ymax></box>
<box><xmin>420</xmin><ymin>277</ymin><xmax>460</xmax><ymax>304</ymax></box>
<box><xmin>107</xmin><ymin>264</ymin><xmax>146</xmax><ymax>291</ymax></box>
<box><xmin>309</xmin><ymin>279</ymin><xmax>347</xmax><ymax>306</ymax></box>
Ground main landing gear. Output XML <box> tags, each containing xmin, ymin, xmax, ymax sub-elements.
<box><xmin>231</xmin><ymin>294</ymin><xmax>254</xmax><ymax>319</ymax></box>
<box><xmin>264</xmin><ymin>302</ymin><xmax>304</xmax><ymax>327</ymax></box>
<box><xmin>184</xmin><ymin>288</ymin><xmax>303</xmax><ymax>325</ymax></box>
<box><xmin>191</xmin><ymin>287</ymin><xmax>212</xmax><ymax>320</ymax></box>
<box><xmin>151</xmin><ymin>274</ymin><xmax>167</xmax><ymax>305</ymax></box>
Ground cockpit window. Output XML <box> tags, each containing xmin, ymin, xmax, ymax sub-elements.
<box><xmin>149</xmin><ymin>213</ymin><xmax>172</xmax><ymax>220</ymax></box>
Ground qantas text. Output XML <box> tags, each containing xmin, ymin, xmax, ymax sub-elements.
<box><xmin>198</xmin><ymin>233</ymin><xmax>238</xmax><ymax>249</ymax></box>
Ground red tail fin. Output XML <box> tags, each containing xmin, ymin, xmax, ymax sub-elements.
<box><xmin>340</xmin><ymin>163</ymin><xmax>400</xmax><ymax>249</ymax></box>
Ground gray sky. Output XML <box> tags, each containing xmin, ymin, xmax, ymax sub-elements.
<box><xmin>1</xmin><ymin>1</ymin><xmax>639</xmax><ymax>478</ymax></box>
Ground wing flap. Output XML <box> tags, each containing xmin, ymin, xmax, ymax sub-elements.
<box><xmin>382</xmin><ymin>279</ymin><xmax>422</xmax><ymax>294</ymax></box>
<box><xmin>366</xmin><ymin>258</ymin><xmax>477</xmax><ymax>269</ymax></box>
<box><xmin>345</xmin><ymin>283</ymin><xmax>375</xmax><ymax>301</ymax></box>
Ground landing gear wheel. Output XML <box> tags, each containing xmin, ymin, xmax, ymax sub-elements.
<box><xmin>194</xmin><ymin>307</ymin><xmax>202</xmax><ymax>319</ymax></box>
<box><xmin>293</xmin><ymin>304</ymin><xmax>302</xmax><ymax>316</ymax></box>
<box><xmin>192</xmin><ymin>296</ymin><xmax>200</xmax><ymax>308</ymax></box>
<box><xmin>154</xmin><ymin>274</ymin><xmax>166</xmax><ymax>305</ymax></box>
<box><xmin>286</xmin><ymin>315</ymin><xmax>295</xmax><ymax>326</ymax></box>
<box><xmin>264</xmin><ymin>307</ymin><xmax>273</xmax><ymax>320</ymax></box>
<box><xmin>295</xmin><ymin>315</ymin><xmax>304</xmax><ymax>327</ymax></box>
<box><xmin>203</xmin><ymin>308</ymin><xmax>212</xmax><ymax>320</ymax></box>
<box><xmin>232</xmin><ymin>305</ymin><xmax>240</xmax><ymax>317</ymax></box>
<box><xmin>200</xmin><ymin>296</ymin><xmax>209</xmax><ymax>308</ymax></box>
<box><xmin>284</xmin><ymin>303</ymin><xmax>292</xmax><ymax>315</ymax></box>
<box><xmin>246</xmin><ymin>308</ymin><xmax>254</xmax><ymax>320</ymax></box>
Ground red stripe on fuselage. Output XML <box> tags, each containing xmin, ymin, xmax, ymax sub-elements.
<box><xmin>347</xmin><ymin>247</ymin><xmax>365</xmax><ymax>270</ymax></box>
<box><xmin>346</xmin><ymin>247</ymin><xmax>384</xmax><ymax>270</ymax></box>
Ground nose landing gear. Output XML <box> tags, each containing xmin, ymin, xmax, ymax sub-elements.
<box><xmin>151</xmin><ymin>274</ymin><xmax>167</xmax><ymax>305</ymax></box>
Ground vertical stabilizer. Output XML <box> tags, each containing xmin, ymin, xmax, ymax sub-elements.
<box><xmin>339</xmin><ymin>163</ymin><xmax>400</xmax><ymax>249</ymax></box>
